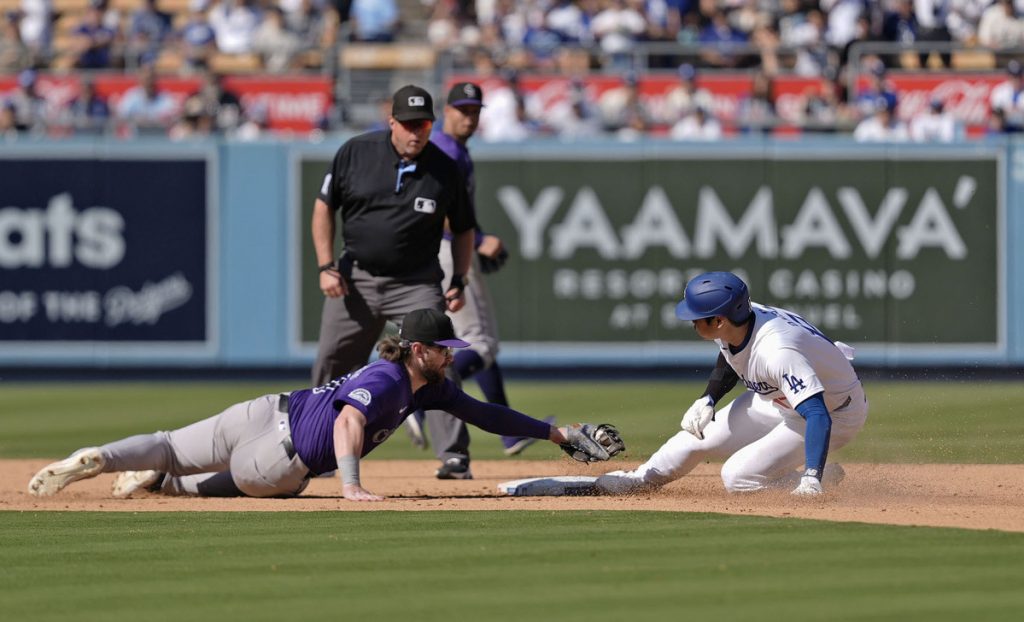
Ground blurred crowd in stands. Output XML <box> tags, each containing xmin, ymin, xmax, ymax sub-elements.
<box><xmin>3</xmin><ymin>0</ymin><xmax>1024</xmax><ymax>140</ymax></box>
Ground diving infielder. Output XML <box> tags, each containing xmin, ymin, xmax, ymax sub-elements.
<box><xmin>28</xmin><ymin>309</ymin><xmax>625</xmax><ymax>502</ymax></box>
<box><xmin>597</xmin><ymin>271</ymin><xmax>868</xmax><ymax>497</ymax></box>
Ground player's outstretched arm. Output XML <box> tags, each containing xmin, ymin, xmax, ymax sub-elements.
<box><xmin>333</xmin><ymin>405</ymin><xmax>384</xmax><ymax>501</ymax></box>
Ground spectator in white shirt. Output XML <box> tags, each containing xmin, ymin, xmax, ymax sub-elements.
<box><xmin>591</xmin><ymin>0</ymin><xmax>647</xmax><ymax>70</ymax></box>
<box><xmin>208</xmin><ymin>0</ymin><xmax>260</xmax><ymax>54</ymax></box>
<box><xmin>854</xmin><ymin>97</ymin><xmax>910</xmax><ymax>142</ymax></box>
<box><xmin>910</xmin><ymin>98</ymin><xmax>958</xmax><ymax>141</ymax></box>
<box><xmin>946</xmin><ymin>0</ymin><xmax>990</xmax><ymax>42</ymax></box>
<box><xmin>989</xmin><ymin>59</ymin><xmax>1024</xmax><ymax>128</ymax></box>
<box><xmin>116</xmin><ymin>63</ymin><xmax>177</xmax><ymax>131</ymax></box>
<box><xmin>662</xmin><ymin>63</ymin><xmax>714</xmax><ymax>124</ymax></box>
<box><xmin>670</xmin><ymin>107</ymin><xmax>723</xmax><ymax>141</ymax></box>
<box><xmin>978</xmin><ymin>0</ymin><xmax>1024</xmax><ymax>48</ymax></box>
<box><xmin>822</xmin><ymin>0</ymin><xmax>864</xmax><ymax>49</ymax></box>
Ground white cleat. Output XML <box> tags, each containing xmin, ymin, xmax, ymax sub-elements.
<box><xmin>111</xmin><ymin>470</ymin><xmax>162</xmax><ymax>499</ymax></box>
<box><xmin>595</xmin><ymin>470</ymin><xmax>654</xmax><ymax>495</ymax></box>
<box><xmin>27</xmin><ymin>448</ymin><xmax>106</xmax><ymax>497</ymax></box>
<box><xmin>791</xmin><ymin>476</ymin><xmax>824</xmax><ymax>497</ymax></box>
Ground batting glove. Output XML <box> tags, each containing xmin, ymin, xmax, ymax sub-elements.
<box><xmin>680</xmin><ymin>395</ymin><xmax>716</xmax><ymax>440</ymax></box>
<box><xmin>791</xmin><ymin>475</ymin><xmax>824</xmax><ymax>497</ymax></box>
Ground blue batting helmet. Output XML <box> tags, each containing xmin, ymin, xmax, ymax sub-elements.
<box><xmin>675</xmin><ymin>271</ymin><xmax>752</xmax><ymax>324</ymax></box>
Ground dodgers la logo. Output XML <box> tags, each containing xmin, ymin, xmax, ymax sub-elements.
<box><xmin>348</xmin><ymin>388</ymin><xmax>372</xmax><ymax>406</ymax></box>
<box><xmin>782</xmin><ymin>373</ymin><xmax>807</xmax><ymax>393</ymax></box>
<box><xmin>414</xmin><ymin>197</ymin><xmax>437</xmax><ymax>214</ymax></box>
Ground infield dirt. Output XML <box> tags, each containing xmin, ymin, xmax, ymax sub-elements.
<box><xmin>3</xmin><ymin>459</ymin><xmax>1022</xmax><ymax>533</ymax></box>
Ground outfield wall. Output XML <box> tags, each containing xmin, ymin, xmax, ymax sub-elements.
<box><xmin>2</xmin><ymin>138</ymin><xmax>1021</xmax><ymax>369</ymax></box>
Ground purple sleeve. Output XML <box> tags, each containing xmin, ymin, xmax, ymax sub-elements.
<box><xmin>334</xmin><ymin>373</ymin><xmax>394</xmax><ymax>423</ymax></box>
<box><xmin>425</xmin><ymin>386</ymin><xmax>552</xmax><ymax>440</ymax></box>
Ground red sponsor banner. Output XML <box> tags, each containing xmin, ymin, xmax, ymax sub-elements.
<box><xmin>0</xmin><ymin>73</ymin><xmax>332</xmax><ymax>133</ymax></box>
<box><xmin>451</xmin><ymin>73</ymin><xmax>1006</xmax><ymax>135</ymax></box>
<box><xmin>221</xmin><ymin>75</ymin><xmax>332</xmax><ymax>132</ymax></box>
<box><xmin>869</xmin><ymin>74</ymin><xmax>1002</xmax><ymax>127</ymax></box>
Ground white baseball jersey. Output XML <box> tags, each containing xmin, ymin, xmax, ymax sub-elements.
<box><xmin>717</xmin><ymin>303</ymin><xmax>861</xmax><ymax>414</ymax></box>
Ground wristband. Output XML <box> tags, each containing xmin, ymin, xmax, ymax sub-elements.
<box><xmin>449</xmin><ymin>273</ymin><xmax>467</xmax><ymax>291</ymax></box>
<box><xmin>338</xmin><ymin>455</ymin><xmax>360</xmax><ymax>486</ymax></box>
<box><xmin>318</xmin><ymin>260</ymin><xmax>337</xmax><ymax>273</ymax></box>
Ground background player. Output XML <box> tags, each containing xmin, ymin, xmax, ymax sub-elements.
<box><xmin>29</xmin><ymin>309</ymin><xmax>625</xmax><ymax>502</ymax></box>
<box><xmin>407</xmin><ymin>82</ymin><xmax>550</xmax><ymax>467</ymax></box>
<box><xmin>597</xmin><ymin>271</ymin><xmax>868</xmax><ymax>497</ymax></box>
<box><xmin>311</xmin><ymin>84</ymin><xmax>476</xmax><ymax>480</ymax></box>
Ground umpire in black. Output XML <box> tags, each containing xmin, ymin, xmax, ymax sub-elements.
<box><xmin>312</xmin><ymin>84</ymin><xmax>476</xmax><ymax>474</ymax></box>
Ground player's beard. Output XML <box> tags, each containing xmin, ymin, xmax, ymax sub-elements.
<box><xmin>417</xmin><ymin>356</ymin><xmax>446</xmax><ymax>384</ymax></box>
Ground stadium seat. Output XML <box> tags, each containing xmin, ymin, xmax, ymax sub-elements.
<box><xmin>156</xmin><ymin>0</ymin><xmax>192</xmax><ymax>13</ymax></box>
<box><xmin>110</xmin><ymin>0</ymin><xmax>144</xmax><ymax>11</ymax></box>
<box><xmin>209</xmin><ymin>52</ymin><xmax>262</xmax><ymax>74</ymax></box>
<box><xmin>52</xmin><ymin>0</ymin><xmax>91</xmax><ymax>12</ymax></box>
<box><xmin>297</xmin><ymin>49</ymin><xmax>324</xmax><ymax>70</ymax></box>
<box><xmin>54</xmin><ymin>12</ymin><xmax>82</xmax><ymax>36</ymax></box>
<box><xmin>339</xmin><ymin>44</ymin><xmax>437</xmax><ymax>70</ymax></box>
<box><xmin>953</xmin><ymin>50</ymin><xmax>996</xmax><ymax>70</ymax></box>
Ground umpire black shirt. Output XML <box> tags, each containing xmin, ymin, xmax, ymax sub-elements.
<box><xmin>318</xmin><ymin>130</ymin><xmax>475</xmax><ymax>277</ymax></box>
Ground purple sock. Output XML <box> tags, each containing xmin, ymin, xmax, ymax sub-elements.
<box><xmin>475</xmin><ymin>362</ymin><xmax>509</xmax><ymax>407</ymax></box>
<box><xmin>454</xmin><ymin>349</ymin><xmax>484</xmax><ymax>379</ymax></box>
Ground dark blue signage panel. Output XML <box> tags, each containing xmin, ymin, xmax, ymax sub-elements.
<box><xmin>0</xmin><ymin>158</ymin><xmax>208</xmax><ymax>342</ymax></box>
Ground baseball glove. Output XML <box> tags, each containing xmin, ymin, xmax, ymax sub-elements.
<box><xmin>560</xmin><ymin>423</ymin><xmax>626</xmax><ymax>463</ymax></box>
<box><xmin>477</xmin><ymin>248</ymin><xmax>509</xmax><ymax>274</ymax></box>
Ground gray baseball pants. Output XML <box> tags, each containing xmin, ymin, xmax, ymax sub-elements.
<box><xmin>439</xmin><ymin>238</ymin><xmax>501</xmax><ymax>366</ymax></box>
<box><xmin>312</xmin><ymin>259</ymin><xmax>469</xmax><ymax>463</ymax></box>
<box><xmin>98</xmin><ymin>394</ymin><xmax>312</xmax><ymax>497</ymax></box>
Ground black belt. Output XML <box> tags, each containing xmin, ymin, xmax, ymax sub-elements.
<box><xmin>277</xmin><ymin>393</ymin><xmax>297</xmax><ymax>459</ymax></box>
<box><xmin>276</xmin><ymin>393</ymin><xmax>314</xmax><ymax>481</ymax></box>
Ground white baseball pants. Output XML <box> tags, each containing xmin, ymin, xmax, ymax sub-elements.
<box><xmin>637</xmin><ymin>384</ymin><xmax>868</xmax><ymax>492</ymax></box>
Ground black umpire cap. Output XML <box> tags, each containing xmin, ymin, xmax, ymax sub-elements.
<box><xmin>392</xmin><ymin>85</ymin><xmax>435</xmax><ymax>122</ymax></box>
<box><xmin>447</xmin><ymin>82</ymin><xmax>484</xmax><ymax>107</ymax></box>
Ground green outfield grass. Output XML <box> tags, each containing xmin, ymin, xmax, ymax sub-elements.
<box><xmin>1</xmin><ymin>511</ymin><xmax>1022</xmax><ymax>622</ymax></box>
<box><xmin>2</xmin><ymin>380</ymin><xmax>1023</xmax><ymax>463</ymax></box>
<box><xmin>3</xmin><ymin>380</ymin><xmax>1023</xmax><ymax>620</ymax></box>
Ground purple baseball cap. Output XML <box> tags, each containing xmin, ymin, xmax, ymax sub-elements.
<box><xmin>447</xmin><ymin>82</ymin><xmax>484</xmax><ymax>107</ymax></box>
<box><xmin>399</xmin><ymin>308</ymin><xmax>470</xmax><ymax>348</ymax></box>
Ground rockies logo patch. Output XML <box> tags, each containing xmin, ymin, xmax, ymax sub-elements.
<box><xmin>348</xmin><ymin>388</ymin><xmax>372</xmax><ymax>406</ymax></box>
